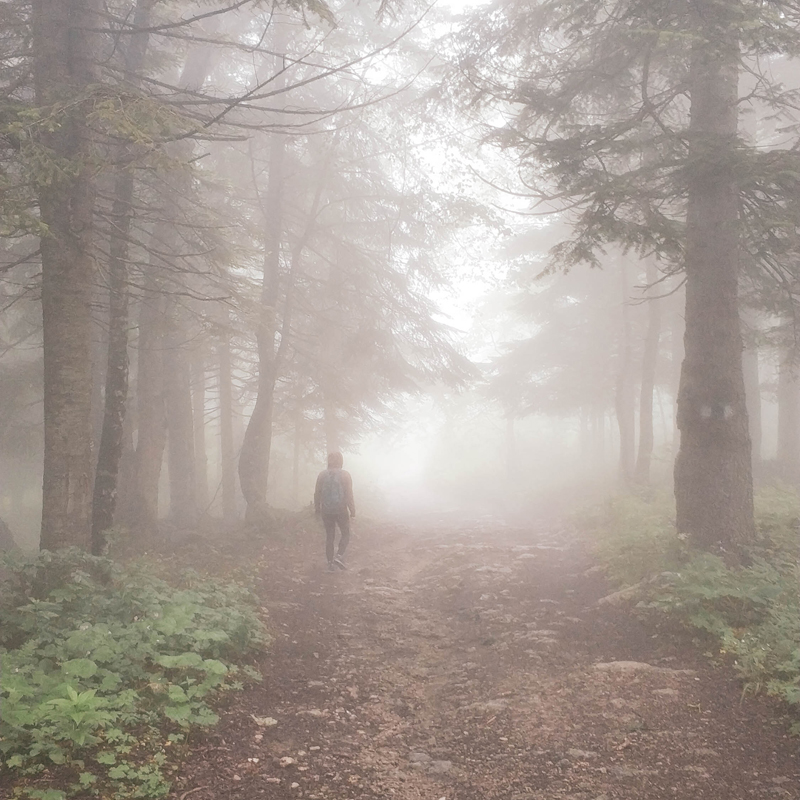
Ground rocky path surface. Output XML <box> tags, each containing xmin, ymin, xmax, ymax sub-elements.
<box><xmin>172</xmin><ymin>515</ymin><xmax>799</xmax><ymax>800</ymax></box>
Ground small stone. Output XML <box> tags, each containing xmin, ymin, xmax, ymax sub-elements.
<box><xmin>266</xmin><ymin>778</ymin><xmax>281</xmax><ymax>784</ymax></box>
<box><xmin>429</xmin><ymin>760</ymin><xmax>453</xmax><ymax>774</ymax></box>
<box><xmin>291</xmin><ymin>782</ymin><xmax>300</xmax><ymax>789</ymax></box>
<box><xmin>595</xmin><ymin>661</ymin><xmax>655</xmax><ymax>672</ymax></box>
<box><xmin>251</xmin><ymin>714</ymin><xmax>279</xmax><ymax>727</ymax></box>
<box><xmin>567</xmin><ymin>748</ymin><xmax>598</xmax><ymax>759</ymax></box>
<box><xmin>280</xmin><ymin>757</ymin><xmax>297</xmax><ymax>768</ymax></box>
<box><xmin>233</xmin><ymin>774</ymin><xmax>241</xmax><ymax>781</ymax></box>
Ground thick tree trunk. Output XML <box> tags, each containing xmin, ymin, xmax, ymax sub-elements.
<box><xmin>218</xmin><ymin>328</ymin><xmax>238</xmax><ymax>523</ymax></box>
<box><xmin>674</xmin><ymin>9</ymin><xmax>755</xmax><ymax>554</ymax></box>
<box><xmin>33</xmin><ymin>0</ymin><xmax>101</xmax><ymax>551</ymax></box>
<box><xmin>91</xmin><ymin>0</ymin><xmax>152</xmax><ymax>553</ymax></box>
<box><xmin>634</xmin><ymin>259</ymin><xmax>662</xmax><ymax>485</ymax></box>
<box><xmin>615</xmin><ymin>260</ymin><xmax>636</xmax><ymax>484</ymax></box>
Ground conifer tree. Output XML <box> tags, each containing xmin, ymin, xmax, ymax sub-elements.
<box><xmin>456</xmin><ymin>0</ymin><xmax>800</xmax><ymax>555</ymax></box>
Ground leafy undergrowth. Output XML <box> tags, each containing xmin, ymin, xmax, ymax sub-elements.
<box><xmin>0</xmin><ymin>548</ymin><xmax>269</xmax><ymax>800</ymax></box>
<box><xmin>581</xmin><ymin>486</ymin><xmax>800</xmax><ymax>732</ymax></box>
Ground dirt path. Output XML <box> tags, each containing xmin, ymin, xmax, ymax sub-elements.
<box><xmin>172</xmin><ymin>515</ymin><xmax>799</xmax><ymax>800</ymax></box>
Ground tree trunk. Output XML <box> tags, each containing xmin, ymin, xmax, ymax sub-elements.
<box><xmin>192</xmin><ymin>348</ymin><xmax>209</xmax><ymax>513</ymax></box>
<box><xmin>91</xmin><ymin>0</ymin><xmax>153</xmax><ymax>553</ymax></box>
<box><xmin>165</xmin><ymin>324</ymin><xmax>196</xmax><ymax>527</ymax></box>
<box><xmin>634</xmin><ymin>259</ymin><xmax>662</xmax><ymax>485</ymax></box>
<box><xmin>33</xmin><ymin>0</ymin><xmax>101</xmax><ymax>551</ymax></box>
<box><xmin>674</xmin><ymin>8</ymin><xmax>755</xmax><ymax>554</ymax></box>
<box><xmin>218</xmin><ymin>327</ymin><xmax>238</xmax><ymax>523</ymax></box>
<box><xmin>238</xmin><ymin>130</ymin><xmax>285</xmax><ymax>520</ymax></box>
<box><xmin>742</xmin><ymin>341</ymin><xmax>762</xmax><ymax>472</ymax></box>
<box><xmin>615</xmin><ymin>260</ymin><xmax>636</xmax><ymax>484</ymax></box>
<box><xmin>131</xmin><ymin>291</ymin><xmax>167</xmax><ymax>535</ymax></box>
<box><xmin>670</xmin><ymin>301</ymin><xmax>685</xmax><ymax>458</ymax></box>
<box><xmin>776</xmin><ymin>345</ymin><xmax>800</xmax><ymax>482</ymax></box>
<box><xmin>113</xmin><ymin>401</ymin><xmax>138</xmax><ymax>526</ymax></box>
<box><xmin>91</xmin><ymin>168</ymin><xmax>134</xmax><ymax>553</ymax></box>
<box><xmin>128</xmin><ymin>37</ymin><xmax>217</xmax><ymax>535</ymax></box>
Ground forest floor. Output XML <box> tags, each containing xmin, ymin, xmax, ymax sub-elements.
<box><xmin>169</xmin><ymin>513</ymin><xmax>799</xmax><ymax>800</ymax></box>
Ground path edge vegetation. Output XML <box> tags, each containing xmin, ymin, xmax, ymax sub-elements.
<box><xmin>0</xmin><ymin>547</ymin><xmax>270</xmax><ymax>800</ymax></box>
<box><xmin>579</xmin><ymin>485</ymin><xmax>800</xmax><ymax>734</ymax></box>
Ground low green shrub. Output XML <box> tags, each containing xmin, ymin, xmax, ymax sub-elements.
<box><xmin>0</xmin><ymin>548</ymin><xmax>269</xmax><ymax>799</ymax></box>
<box><xmin>583</xmin><ymin>487</ymin><xmax>800</xmax><ymax>731</ymax></box>
<box><xmin>579</xmin><ymin>492</ymin><xmax>682</xmax><ymax>586</ymax></box>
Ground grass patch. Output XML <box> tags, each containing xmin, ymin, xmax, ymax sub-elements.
<box><xmin>0</xmin><ymin>548</ymin><xmax>269</xmax><ymax>799</ymax></box>
<box><xmin>582</xmin><ymin>486</ymin><xmax>800</xmax><ymax>731</ymax></box>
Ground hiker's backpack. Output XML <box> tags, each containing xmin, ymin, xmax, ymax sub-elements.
<box><xmin>320</xmin><ymin>469</ymin><xmax>345</xmax><ymax>514</ymax></box>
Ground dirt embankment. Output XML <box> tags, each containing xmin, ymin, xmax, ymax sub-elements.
<box><xmin>172</xmin><ymin>515</ymin><xmax>799</xmax><ymax>800</ymax></box>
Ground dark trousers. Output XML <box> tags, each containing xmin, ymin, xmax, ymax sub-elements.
<box><xmin>322</xmin><ymin>512</ymin><xmax>350</xmax><ymax>562</ymax></box>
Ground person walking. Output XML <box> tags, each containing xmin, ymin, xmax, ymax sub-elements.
<box><xmin>314</xmin><ymin>451</ymin><xmax>355</xmax><ymax>571</ymax></box>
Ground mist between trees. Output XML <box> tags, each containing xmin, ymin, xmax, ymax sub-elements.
<box><xmin>2</xmin><ymin>0</ymin><xmax>800</xmax><ymax>559</ymax></box>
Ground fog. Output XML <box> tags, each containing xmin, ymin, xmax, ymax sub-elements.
<box><xmin>1</xmin><ymin>0</ymin><xmax>800</xmax><ymax>554</ymax></box>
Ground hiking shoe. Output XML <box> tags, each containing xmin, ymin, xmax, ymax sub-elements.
<box><xmin>327</xmin><ymin>561</ymin><xmax>336</xmax><ymax>572</ymax></box>
<box><xmin>333</xmin><ymin>557</ymin><xmax>347</xmax><ymax>570</ymax></box>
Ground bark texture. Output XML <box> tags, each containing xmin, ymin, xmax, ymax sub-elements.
<box><xmin>33</xmin><ymin>0</ymin><xmax>101</xmax><ymax>550</ymax></box>
<box><xmin>674</xmin><ymin>7</ymin><xmax>755</xmax><ymax>553</ymax></box>
<box><xmin>91</xmin><ymin>0</ymin><xmax>152</xmax><ymax>553</ymax></box>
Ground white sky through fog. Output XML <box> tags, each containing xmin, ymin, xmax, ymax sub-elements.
<box><xmin>351</xmin><ymin>0</ymin><xmax>530</xmax><ymax>514</ymax></box>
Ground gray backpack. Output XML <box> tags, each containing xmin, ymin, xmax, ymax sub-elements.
<box><xmin>319</xmin><ymin>469</ymin><xmax>345</xmax><ymax>514</ymax></box>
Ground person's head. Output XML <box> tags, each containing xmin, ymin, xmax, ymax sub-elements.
<box><xmin>327</xmin><ymin>451</ymin><xmax>343</xmax><ymax>469</ymax></box>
